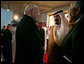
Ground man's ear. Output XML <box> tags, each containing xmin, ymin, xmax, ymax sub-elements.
<box><xmin>76</xmin><ymin>8</ymin><xmax>80</xmax><ymax>15</ymax></box>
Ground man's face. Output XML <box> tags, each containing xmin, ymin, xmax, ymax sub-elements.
<box><xmin>8</xmin><ymin>25</ymin><xmax>12</xmax><ymax>30</ymax></box>
<box><xmin>68</xmin><ymin>7</ymin><xmax>75</xmax><ymax>22</ymax></box>
<box><xmin>34</xmin><ymin>8</ymin><xmax>40</xmax><ymax>22</ymax></box>
<box><xmin>68</xmin><ymin>6</ymin><xmax>80</xmax><ymax>23</ymax></box>
<box><xmin>54</xmin><ymin>14</ymin><xmax>61</xmax><ymax>25</ymax></box>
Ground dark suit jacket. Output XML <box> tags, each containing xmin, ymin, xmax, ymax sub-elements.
<box><xmin>39</xmin><ymin>28</ymin><xmax>45</xmax><ymax>48</ymax></box>
<box><xmin>15</xmin><ymin>14</ymin><xmax>42</xmax><ymax>64</ymax></box>
<box><xmin>61</xmin><ymin>16</ymin><xmax>84</xmax><ymax>64</ymax></box>
<box><xmin>2</xmin><ymin>29</ymin><xmax>12</xmax><ymax>63</ymax></box>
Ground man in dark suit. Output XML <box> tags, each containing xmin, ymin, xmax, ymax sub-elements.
<box><xmin>60</xmin><ymin>1</ymin><xmax>84</xmax><ymax>64</ymax></box>
<box><xmin>1</xmin><ymin>25</ymin><xmax>7</xmax><ymax>46</ymax></box>
<box><xmin>2</xmin><ymin>24</ymin><xmax>12</xmax><ymax>64</ymax></box>
<box><xmin>15</xmin><ymin>4</ymin><xmax>42</xmax><ymax>64</ymax></box>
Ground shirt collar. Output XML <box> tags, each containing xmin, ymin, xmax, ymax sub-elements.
<box><xmin>75</xmin><ymin>15</ymin><xmax>83</xmax><ymax>24</ymax></box>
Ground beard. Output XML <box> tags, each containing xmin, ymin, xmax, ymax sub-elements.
<box><xmin>55</xmin><ymin>19</ymin><xmax>61</xmax><ymax>25</ymax></box>
<box><xmin>68</xmin><ymin>11</ymin><xmax>77</xmax><ymax>23</ymax></box>
<box><xmin>70</xmin><ymin>13</ymin><xmax>80</xmax><ymax>23</ymax></box>
<box><xmin>55</xmin><ymin>20</ymin><xmax>61</xmax><ymax>25</ymax></box>
<box><xmin>71</xmin><ymin>14</ymin><xmax>77</xmax><ymax>21</ymax></box>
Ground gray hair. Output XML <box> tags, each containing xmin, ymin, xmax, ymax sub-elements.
<box><xmin>24</xmin><ymin>4</ymin><xmax>40</xmax><ymax>21</ymax></box>
<box><xmin>24</xmin><ymin>4</ymin><xmax>38</xmax><ymax>14</ymax></box>
<box><xmin>70</xmin><ymin>1</ymin><xmax>83</xmax><ymax>13</ymax></box>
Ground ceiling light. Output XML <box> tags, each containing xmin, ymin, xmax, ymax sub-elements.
<box><xmin>14</xmin><ymin>15</ymin><xmax>19</xmax><ymax>20</ymax></box>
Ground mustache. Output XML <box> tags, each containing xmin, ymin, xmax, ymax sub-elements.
<box><xmin>54</xmin><ymin>19</ymin><xmax>59</xmax><ymax>21</ymax></box>
<box><xmin>54</xmin><ymin>20</ymin><xmax>61</xmax><ymax>25</ymax></box>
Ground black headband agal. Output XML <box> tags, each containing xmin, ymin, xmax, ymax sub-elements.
<box><xmin>53</xmin><ymin>10</ymin><xmax>63</xmax><ymax>16</ymax></box>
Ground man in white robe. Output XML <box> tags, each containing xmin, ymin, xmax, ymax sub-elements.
<box><xmin>53</xmin><ymin>10</ymin><xmax>69</xmax><ymax>46</ymax></box>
